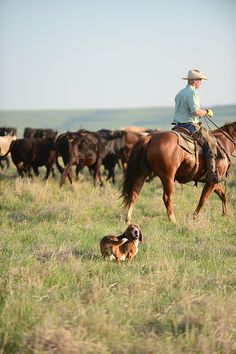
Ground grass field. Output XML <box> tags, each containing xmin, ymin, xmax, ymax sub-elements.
<box><xmin>0</xmin><ymin>163</ymin><xmax>236</xmax><ymax>354</ymax></box>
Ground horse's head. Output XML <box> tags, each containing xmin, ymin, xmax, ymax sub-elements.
<box><xmin>213</xmin><ymin>122</ymin><xmax>236</xmax><ymax>152</ymax></box>
<box><xmin>225</xmin><ymin>122</ymin><xmax>236</xmax><ymax>140</ymax></box>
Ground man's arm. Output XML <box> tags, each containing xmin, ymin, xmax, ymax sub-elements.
<box><xmin>193</xmin><ymin>108</ymin><xmax>213</xmax><ymax>118</ymax></box>
<box><xmin>192</xmin><ymin>108</ymin><xmax>208</xmax><ymax>117</ymax></box>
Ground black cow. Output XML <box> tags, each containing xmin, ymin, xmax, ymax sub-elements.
<box><xmin>95</xmin><ymin>129</ymin><xmax>126</xmax><ymax>183</ymax></box>
<box><xmin>56</xmin><ymin>130</ymin><xmax>103</xmax><ymax>186</ymax></box>
<box><xmin>23</xmin><ymin>128</ymin><xmax>36</xmax><ymax>138</ymax></box>
<box><xmin>10</xmin><ymin>138</ymin><xmax>57</xmax><ymax>179</ymax></box>
<box><xmin>23</xmin><ymin>127</ymin><xmax>57</xmax><ymax>140</ymax></box>
<box><xmin>56</xmin><ymin>129</ymin><xmax>125</xmax><ymax>186</ymax></box>
<box><xmin>56</xmin><ymin>132</ymin><xmax>83</xmax><ymax>185</ymax></box>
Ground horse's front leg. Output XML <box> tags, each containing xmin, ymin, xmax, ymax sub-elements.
<box><xmin>193</xmin><ymin>183</ymin><xmax>216</xmax><ymax>218</ymax></box>
<box><xmin>162</xmin><ymin>177</ymin><xmax>176</xmax><ymax>223</ymax></box>
<box><xmin>214</xmin><ymin>183</ymin><xmax>227</xmax><ymax>215</ymax></box>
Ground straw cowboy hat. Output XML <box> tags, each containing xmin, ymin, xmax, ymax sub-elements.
<box><xmin>182</xmin><ymin>69</ymin><xmax>208</xmax><ymax>80</ymax></box>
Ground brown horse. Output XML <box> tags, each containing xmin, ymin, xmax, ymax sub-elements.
<box><xmin>121</xmin><ymin>122</ymin><xmax>236</xmax><ymax>223</ymax></box>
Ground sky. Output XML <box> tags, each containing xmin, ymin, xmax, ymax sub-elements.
<box><xmin>0</xmin><ymin>0</ymin><xmax>235</xmax><ymax>110</ymax></box>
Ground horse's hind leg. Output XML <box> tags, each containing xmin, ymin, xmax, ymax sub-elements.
<box><xmin>193</xmin><ymin>183</ymin><xmax>215</xmax><ymax>218</ymax></box>
<box><xmin>161</xmin><ymin>177</ymin><xmax>176</xmax><ymax>223</ymax></box>
<box><xmin>214</xmin><ymin>183</ymin><xmax>227</xmax><ymax>215</ymax></box>
<box><xmin>126</xmin><ymin>174</ymin><xmax>148</xmax><ymax>223</ymax></box>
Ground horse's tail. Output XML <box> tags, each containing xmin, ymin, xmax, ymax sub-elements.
<box><xmin>121</xmin><ymin>134</ymin><xmax>152</xmax><ymax>207</ymax></box>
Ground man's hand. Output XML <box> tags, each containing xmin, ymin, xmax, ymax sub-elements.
<box><xmin>206</xmin><ymin>109</ymin><xmax>214</xmax><ymax>118</ymax></box>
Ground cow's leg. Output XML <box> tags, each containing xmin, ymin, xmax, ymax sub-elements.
<box><xmin>60</xmin><ymin>170</ymin><xmax>66</xmax><ymax>186</ymax></box>
<box><xmin>193</xmin><ymin>183</ymin><xmax>216</xmax><ymax>218</ymax></box>
<box><xmin>44</xmin><ymin>164</ymin><xmax>52</xmax><ymax>180</ymax></box>
<box><xmin>24</xmin><ymin>165</ymin><xmax>33</xmax><ymax>178</ymax></box>
<box><xmin>0</xmin><ymin>157</ymin><xmax>10</xmax><ymax>172</ymax></box>
<box><xmin>60</xmin><ymin>164</ymin><xmax>73</xmax><ymax>186</ymax></box>
<box><xmin>5</xmin><ymin>157</ymin><xmax>10</xmax><ymax>170</ymax></box>
<box><xmin>75</xmin><ymin>164</ymin><xmax>80</xmax><ymax>180</ymax></box>
<box><xmin>93</xmin><ymin>168</ymin><xmax>103</xmax><ymax>187</ymax></box>
<box><xmin>32</xmin><ymin>166</ymin><xmax>39</xmax><ymax>177</ymax></box>
<box><xmin>11</xmin><ymin>158</ymin><xmax>24</xmax><ymax>177</ymax></box>
<box><xmin>106</xmin><ymin>166</ymin><xmax>115</xmax><ymax>184</ymax></box>
<box><xmin>68</xmin><ymin>167</ymin><xmax>73</xmax><ymax>184</ymax></box>
<box><xmin>97</xmin><ymin>168</ymin><xmax>103</xmax><ymax>186</ymax></box>
<box><xmin>214</xmin><ymin>183</ymin><xmax>227</xmax><ymax>215</ymax></box>
<box><xmin>111</xmin><ymin>168</ymin><xmax>116</xmax><ymax>184</ymax></box>
<box><xmin>17</xmin><ymin>163</ymin><xmax>24</xmax><ymax>177</ymax></box>
<box><xmin>51</xmin><ymin>167</ymin><xmax>56</xmax><ymax>178</ymax></box>
<box><xmin>93</xmin><ymin>160</ymin><xmax>103</xmax><ymax>187</ymax></box>
<box><xmin>20</xmin><ymin>163</ymin><xmax>32</xmax><ymax>177</ymax></box>
<box><xmin>75</xmin><ymin>164</ymin><xmax>83</xmax><ymax>180</ymax></box>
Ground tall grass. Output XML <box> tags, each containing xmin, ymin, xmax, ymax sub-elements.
<box><xmin>0</xmin><ymin>164</ymin><xmax>236</xmax><ymax>354</ymax></box>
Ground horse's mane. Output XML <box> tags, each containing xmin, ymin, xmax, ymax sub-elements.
<box><xmin>213</xmin><ymin>121</ymin><xmax>236</xmax><ymax>137</ymax></box>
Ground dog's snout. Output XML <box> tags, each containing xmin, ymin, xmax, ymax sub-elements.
<box><xmin>134</xmin><ymin>230</ymin><xmax>138</xmax><ymax>235</ymax></box>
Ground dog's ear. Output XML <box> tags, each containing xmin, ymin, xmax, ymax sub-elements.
<box><xmin>124</xmin><ymin>225</ymin><xmax>132</xmax><ymax>239</ymax></box>
<box><xmin>139</xmin><ymin>228</ymin><xmax>144</xmax><ymax>243</ymax></box>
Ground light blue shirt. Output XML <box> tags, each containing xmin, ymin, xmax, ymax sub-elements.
<box><xmin>174</xmin><ymin>84</ymin><xmax>200</xmax><ymax>124</ymax></box>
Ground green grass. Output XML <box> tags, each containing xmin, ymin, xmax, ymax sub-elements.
<box><xmin>0</xmin><ymin>164</ymin><xmax>236</xmax><ymax>354</ymax></box>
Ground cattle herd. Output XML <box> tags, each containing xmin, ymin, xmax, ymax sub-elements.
<box><xmin>0</xmin><ymin>126</ymin><xmax>157</xmax><ymax>186</ymax></box>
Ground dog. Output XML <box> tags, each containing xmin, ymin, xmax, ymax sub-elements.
<box><xmin>100</xmin><ymin>224</ymin><xmax>143</xmax><ymax>262</ymax></box>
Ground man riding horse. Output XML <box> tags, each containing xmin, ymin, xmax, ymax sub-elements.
<box><xmin>173</xmin><ymin>69</ymin><xmax>223</xmax><ymax>184</ymax></box>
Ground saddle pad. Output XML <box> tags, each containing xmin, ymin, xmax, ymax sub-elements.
<box><xmin>171</xmin><ymin>130</ymin><xmax>201</xmax><ymax>155</ymax></box>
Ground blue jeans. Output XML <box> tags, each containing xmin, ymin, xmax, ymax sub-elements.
<box><xmin>176</xmin><ymin>123</ymin><xmax>197</xmax><ymax>134</ymax></box>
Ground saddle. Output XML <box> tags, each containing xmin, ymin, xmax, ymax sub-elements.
<box><xmin>171</xmin><ymin>125</ymin><xmax>228</xmax><ymax>160</ymax></box>
<box><xmin>171</xmin><ymin>126</ymin><xmax>202</xmax><ymax>155</ymax></box>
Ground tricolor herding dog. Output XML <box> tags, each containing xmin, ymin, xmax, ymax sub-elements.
<box><xmin>100</xmin><ymin>224</ymin><xmax>143</xmax><ymax>262</ymax></box>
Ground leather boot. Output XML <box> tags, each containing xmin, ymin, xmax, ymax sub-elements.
<box><xmin>206</xmin><ymin>154</ymin><xmax>221</xmax><ymax>184</ymax></box>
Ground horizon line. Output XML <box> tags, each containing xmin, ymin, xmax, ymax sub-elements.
<box><xmin>0</xmin><ymin>103</ymin><xmax>236</xmax><ymax>112</ymax></box>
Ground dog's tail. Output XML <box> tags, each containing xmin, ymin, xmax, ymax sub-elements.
<box><xmin>108</xmin><ymin>238</ymin><xmax>128</xmax><ymax>246</ymax></box>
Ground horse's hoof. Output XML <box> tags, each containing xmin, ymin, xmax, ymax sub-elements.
<box><xmin>169</xmin><ymin>214</ymin><xmax>176</xmax><ymax>224</ymax></box>
<box><xmin>125</xmin><ymin>217</ymin><xmax>131</xmax><ymax>225</ymax></box>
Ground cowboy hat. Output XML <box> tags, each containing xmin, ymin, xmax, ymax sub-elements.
<box><xmin>182</xmin><ymin>69</ymin><xmax>208</xmax><ymax>80</ymax></box>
